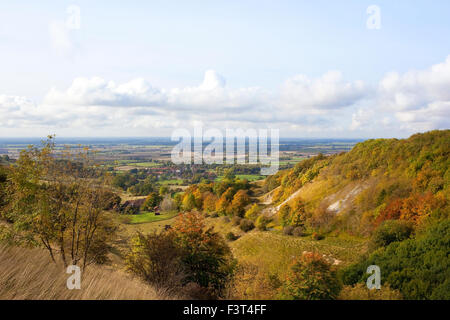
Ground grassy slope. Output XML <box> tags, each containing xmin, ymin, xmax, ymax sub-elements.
<box><xmin>267</xmin><ymin>130</ymin><xmax>450</xmax><ymax>233</ymax></box>
<box><xmin>0</xmin><ymin>245</ymin><xmax>177</xmax><ymax>300</ymax></box>
<box><xmin>204</xmin><ymin>217</ymin><xmax>366</xmax><ymax>276</ymax></box>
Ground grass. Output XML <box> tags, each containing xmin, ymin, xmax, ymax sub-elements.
<box><xmin>132</xmin><ymin>162</ymin><xmax>162</xmax><ymax>167</ymax></box>
<box><xmin>0</xmin><ymin>245</ymin><xmax>177</xmax><ymax>300</ymax></box>
<box><xmin>128</xmin><ymin>210</ymin><xmax>179</xmax><ymax>224</ymax></box>
<box><xmin>206</xmin><ymin>216</ymin><xmax>367</xmax><ymax>277</ymax></box>
<box><xmin>122</xmin><ymin>213</ymin><xmax>181</xmax><ymax>236</ymax></box>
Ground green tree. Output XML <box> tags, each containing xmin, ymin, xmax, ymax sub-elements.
<box><xmin>141</xmin><ymin>192</ymin><xmax>162</xmax><ymax>211</ymax></box>
<box><xmin>278</xmin><ymin>252</ymin><xmax>342</xmax><ymax>300</ymax></box>
<box><xmin>159</xmin><ymin>185</ymin><xmax>169</xmax><ymax>196</ymax></box>
<box><xmin>2</xmin><ymin>136</ymin><xmax>117</xmax><ymax>269</ymax></box>
<box><xmin>182</xmin><ymin>193</ymin><xmax>196</xmax><ymax>211</ymax></box>
<box><xmin>369</xmin><ymin>220</ymin><xmax>414</xmax><ymax>250</ymax></box>
<box><xmin>172</xmin><ymin>212</ymin><xmax>236</xmax><ymax>297</ymax></box>
<box><xmin>341</xmin><ymin>220</ymin><xmax>450</xmax><ymax>300</ymax></box>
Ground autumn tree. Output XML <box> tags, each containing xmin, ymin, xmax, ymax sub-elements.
<box><xmin>230</xmin><ymin>190</ymin><xmax>250</xmax><ymax>217</ymax></box>
<box><xmin>2</xmin><ymin>136</ymin><xmax>118</xmax><ymax>269</ymax></box>
<box><xmin>126</xmin><ymin>231</ymin><xmax>185</xmax><ymax>290</ymax></box>
<box><xmin>141</xmin><ymin>192</ymin><xmax>162</xmax><ymax>211</ymax></box>
<box><xmin>376</xmin><ymin>192</ymin><xmax>446</xmax><ymax>226</ymax></box>
<box><xmin>278</xmin><ymin>252</ymin><xmax>341</xmax><ymax>300</ymax></box>
<box><xmin>182</xmin><ymin>193</ymin><xmax>196</xmax><ymax>211</ymax></box>
<box><xmin>172</xmin><ymin>211</ymin><xmax>236</xmax><ymax>297</ymax></box>
<box><xmin>245</xmin><ymin>203</ymin><xmax>260</xmax><ymax>220</ymax></box>
<box><xmin>203</xmin><ymin>192</ymin><xmax>218</xmax><ymax>213</ymax></box>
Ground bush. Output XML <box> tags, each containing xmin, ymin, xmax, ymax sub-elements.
<box><xmin>255</xmin><ymin>215</ymin><xmax>272</xmax><ymax>231</ymax></box>
<box><xmin>341</xmin><ymin>220</ymin><xmax>450</xmax><ymax>300</ymax></box>
<box><xmin>127</xmin><ymin>212</ymin><xmax>237</xmax><ymax>298</ymax></box>
<box><xmin>244</xmin><ymin>204</ymin><xmax>261</xmax><ymax>220</ymax></box>
<box><xmin>141</xmin><ymin>192</ymin><xmax>162</xmax><ymax>211</ymax></box>
<box><xmin>278</xmin><ymin>252</ymin><xmax>342</xmax><ymax>300</ymax></box>
<box><xmin>231</xmin><ymin>216</ymin><xmax>242</xmax><ymax>226</ymax></box>
<box><xmin>173</xmin><ymin>212</ymin><xmax>236</xmax><ymax>298</ymax></box>
<box><xmin>312</xmin><ymin>232</ymin><xmax>324</xmax><ymax>240</ymax></box>
<box><xmin>338</xmin><ymin>283</ymin><xmax>403</xmax><ymax>300</ymax></box>
<box><xmin>160</xmin><ymin>195</ymin><xmax>177</xmax><ymax>212</ymax></box>
<box><xmin>239</xmin><ymin>219</ymin><xmax>255</xmax><ymax>232</ymax></box>
<box><xmin>226</xmin><ymin>232</ymin><xmax>239</xmax><ymax>241</ymax></box>
<box><xmin>369</xmin><ymin>220</ymin><xmax>414</xmax><ymax>250</ymax></box>
<box><xmin>283</xmin><ymin>226</ymin><xmax>294</xmax><ymax>236</ymax></box>
<box><xmin>126</xmin><ymin>231</ymin><xmax>185</xmax><ymax>290</ymax></box>
<box><xmin>292</xmin><ymin>226</ymin><xmax>305</xmax><ymax>237</ymax></box>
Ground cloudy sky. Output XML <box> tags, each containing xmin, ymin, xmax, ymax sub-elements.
<box><xmin>1</xmin><ymin>0</ymin><xmax>449</xmax><ymax>138</ymax></box>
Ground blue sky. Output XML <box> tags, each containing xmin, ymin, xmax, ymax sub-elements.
<box><xmin>0</xmin><ymin>0</ymin><xmax>449</xmax><ymax>137</ymax></box>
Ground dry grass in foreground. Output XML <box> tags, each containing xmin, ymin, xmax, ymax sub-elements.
<box><xmin>0</xmin><ymin>245</ymin><xmax>178</xmax><ymax>300</ymax></box>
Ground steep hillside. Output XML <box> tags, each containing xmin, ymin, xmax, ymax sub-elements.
<box><xmin>263</xmin><ymin>130</ymin><xmax>449</xmax><ymax>235</ymax></box>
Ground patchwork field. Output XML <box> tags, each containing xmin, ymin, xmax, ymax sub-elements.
<box><xmin>126</xmin><ymin>210</ymin><xmax>180</xmax><ymax>224</ymax></box>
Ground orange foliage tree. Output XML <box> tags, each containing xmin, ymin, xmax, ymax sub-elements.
<box><xmin>376</xmin><ymin>192</ymin><xmax>446</xmax><ymax>226</ymax></box>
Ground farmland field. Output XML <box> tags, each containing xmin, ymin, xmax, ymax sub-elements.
<box><xmin>127</xmin><ymin>210</ymin><xmax>179</xmax><ymax>224</ymax></box>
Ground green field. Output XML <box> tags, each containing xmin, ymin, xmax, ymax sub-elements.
<box><xmin>128</xmin><ymin>210</ymin><xmax>179</xmax><ymax>224</ymax></box>
<box><xmin>132</xmin><ymin>161</ymin><xmax>162</xmax><ymax>167</ymax></box>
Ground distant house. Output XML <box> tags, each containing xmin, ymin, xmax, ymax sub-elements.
<box><xmin>120</xmin><ymin>198</ymin><xmax>145</xmax><ymax>215</ymax></box>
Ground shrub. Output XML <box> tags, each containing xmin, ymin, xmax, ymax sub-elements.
<box><xmin>126</xmin><ymin>231</ymin><xmax>185</xmax><ymax>290</ymax></box>
<box><xmin>338</xmin><ymin>283</ymin><xmax>402</xmax><ymax>300</ymax></box>
<box><xmin>127</xmin><ymin>212</ymin><xmax>236</xmax><ymax>298</ymax></box>
<box><xmin>226</xmin><ymin>232</ymin><xmax>239</xmax><ymax>241</ymax></box>
<box><xmin>341</xmin><ymin>220</ymin><xmax>450</xmax><ymax>300</ymax></box>
<box><xmin>231</xmin><ymin>262</ymin><xmax>281</xmax><ymax>300</ymax></box>
<box><xmin>172</xmin><ymin>212</ymin><xmax>236</xmax><ymax>298</ymax></box>
<box><xmin>231</xmin><ymin>216</ymin><xmax>242</xmax><ymax>226</ymax></box>
<box><xmin>279</xmin><ymin>204</ymin><xmax>292</xmax><ymax>227</ymax></box>
<box><xmin>239</xmin><ymin>219</ymin><xmax>255</xmax><ymax>232</ymax></box>
<box><xmin>369</xmin><ymin>220</ymin><xmax>414</xmax><ymax>250</ymax></box>
<box><xmin>231</xmin><ymin>190</ymin><xmax>250</xmax><ymax>217</ymax></box>
<box><xmin>283</xmin><ymin>226</ymin><xmax>294</xmax><ymax>235</ymax></box>
<box><xmin>278</xmin><ymin>252</ymin><xmax>342</xmax><ymax>300</ymax></box>
<box><xmin>255</xmin><ymin>215</ymin><xmax>272</xmax><ymax>231</ymax></box>
<box><xmin>292</xmin><ymin>226</ymin><xmax>305</xmax><ymax>237</ymax></box>
<box><xmin>312</xmin><ymin>232</ymin><xmax>324</xmax><ymax>240</ymax></box>
<box><xmin>141</xmin><ymin>192</ymin><xmax>162</xmax><ymax>211</ymax></box>
<box><xmin>245</xmin><ymin>204</ymin><xmax>261</xmax><ymax>220</ymax></box>
<box><xmin>160</xmin><ymin>195</ymin><xmax>177</xmax><ymax>212</ymax></box>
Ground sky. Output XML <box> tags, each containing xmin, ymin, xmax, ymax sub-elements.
<box><xmin>0</xmin><ymin>0</ymin><xmax>449</xmax><ymax>138</ymax></box>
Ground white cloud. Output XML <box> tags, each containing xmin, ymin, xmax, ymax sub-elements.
<box><xmin>378</xmin><ymin>55</ymin><xmax>450</xmax><ymax>129</ymax></box>
<box><xmin>45</xmin><ymin>70</ymin><xmax>268</xmax><ymax>113</ymax></box>
<box><xmin>394</xmin><ymin>101</ymin><xmax>450</xmax><ymax>131</ymax></box>
<box><xmin>350</xmin><ymin>108</ymin><xmax>374</xmax><ymax>130</ymax></box>
<box><xmin>45</xmin><ymin>77</ymin><xmax>164</xmax><ymax>107</ymax></box>
<box><xmin>2</xmin><ymin>57</ymin><xmax>450</xmax><ymax>136</ymax></box>
<box><xmin>0</xmin><ymin>95</ymin><xmax>39</xmax><ymax>127</ymax></box>
<box><xmin>280</xmin><ymin>71</ymin><xmax>367</xmax><ymax>112</ymax></box>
